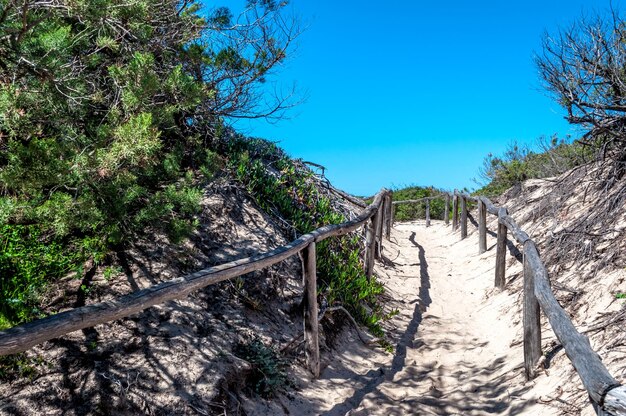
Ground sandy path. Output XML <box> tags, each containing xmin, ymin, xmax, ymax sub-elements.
<box><xmin>276</xmin><ymin>220</ymin><xmax>560</xmax><ymax>416</ymax></box>
<box><xmin>346</xmin><ymin>221</ymin><xmax>537</xmax><ymax>415</ymax></box>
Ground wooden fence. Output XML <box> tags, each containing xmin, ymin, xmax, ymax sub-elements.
<box><xmin>1</xmin><ymin>187</ymin><xmax>625</xmax><ymax>414</ymax></box>
<box><xmin>0</xmin><ymin>189</ymin><xmax>394</xmax><ymax>378</ymax></box>
<box><xmin>393</xmin><ymin>191</ymin><xmax>626</xmax><ymax>415</ymax></box>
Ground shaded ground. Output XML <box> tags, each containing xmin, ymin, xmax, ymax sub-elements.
<box><xmin>0</xmin><ymin>183</ymin><xmax>305</xmax><ymax>416</ymax></box>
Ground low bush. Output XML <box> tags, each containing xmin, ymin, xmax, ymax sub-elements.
<box><xmin>233</xmin><ymin>337</ymin><xmax>290</xmax><ymax>398</ymax></box>
<box><xmin>0</xmin><ymin>225</ymin><xmax>87</xmax><ymax>327</ymax></box>
<box><xmin>475</xmin><ymin>136</ymin><xmax>592</xmax><ymax>197</ymax></box>
<box><xmin>392</xmin><ymin>186</ymin><xmax>450</xmax><ymax>222</ymax></box>
<box><xmin>0</xmin><ymin>353</ymin><xmax>40</xmax><ymax>382</ymax></box>
<box><xmin>221</xmin><ymin>133</ymin><xmax>386</xmax><ymax>335</ymax></box>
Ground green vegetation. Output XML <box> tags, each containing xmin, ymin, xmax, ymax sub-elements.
<box><xmin>0</xmin><ymin>225</ymin><xmax>84</xmax><ymax>327</ymax></box>
<box><xmin>615</xmin><ymin>293</ymin><xmax>626</xmax><ymax>300</ymax></box>
<box><xmin>222</xmin><ymin>134</ymin><xmax>386</xmax><ymax>335</ymax></box>
<box><xmin>233</xmin><ymin>337</ymin><xmax>290</xmax><ymax>398</ymax></box>
<box><xmin>0</xmin><ymin>1</ymin><xmax>297</xmax><ymax>326</ymax></box>
<box><xmin>392</xmin><ymin>186</ymin><xmax>449</xmax><ymax>222</ymax></box>
<box><xmin>475</xmin><ymin>137</ymin><xmax>591</xmax><ymax>197</ymax></box>
<box><xmin>0</xmin><ymin>353</ymin><xmax>41</xmax><ymax>382</ymax></box>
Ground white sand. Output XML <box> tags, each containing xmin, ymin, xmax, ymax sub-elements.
<box><xmin>277</xmin><ymin>220</ymin><xmax>566</xmax><ymax>415</ymax></box>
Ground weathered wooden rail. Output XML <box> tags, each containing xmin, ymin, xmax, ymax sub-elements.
<box><xmin>0</xmin><ymin>189</ymin><xmax>394</xmax><ymax>378</ymax></box>
<box><xmin>393</xmin><ymin>191</ymin><xmax>626</xmax><ymax>415</ymax></box>
<box><xmin>2</xmin><ymin>185</ymin><xmax>625</xmax><ymax>414</ymax></box>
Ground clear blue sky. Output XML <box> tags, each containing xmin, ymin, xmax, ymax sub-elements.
<box><xmin>209</xmin><ymin>1</ymin><xmax>612</xmax><ymax>195</ymax></box>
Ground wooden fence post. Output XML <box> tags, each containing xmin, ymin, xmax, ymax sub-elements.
<box><xmin>478</xmin><ymin>200</ymin><xmax>487</xmax><ymax>254</ymax></box>
<box><xmin>364</xmin><ymin>215</ymin><xmax>374</xmax><ymax>276</ymax></box>
<box><xmin>364</xmin><ymin>212</ymin><xmax>377</xmax><ymax>280</ymax></box>
<box><xmin>444</xmin><ymin>194</ymin><xmax>450</xmax><ymax>226</ymax></box>
<box><xmin>495</xmin><ymin>208</ymin><xmax>507</xmax><ymax>289</ymax></box>
<box><xmin>460</xmin><ymin>196</ymin><xmax>468</xmax><ymax>240</ymax></box>
<box><xmin>380</xmin><ymin>194</ymin><xmax>386</xmax><ymax>241</ymax></box>
<box><xmin>425</xmin><ymin>199</ymin><xmax>431</xmax><ymax>227</ymax></box>
<box><xmin>375</xmin><ymin>201</ymin><xmax>384</xmax><ymax>259</ymax></box>
<box><xmin>452</xmin><ymin>193</ymin><xmax>459</xmax><ymax>231</ymax></box>
<box><xmin>302</xmin><ymin>242</ymin><xmax>320</xmax><ymax>377</ymax></box>
<box><xmin>385</xmin><ymin>193</ymin><xmax>392</xmax><ymax>240</ymax></box>
<box><xmin>523</xmin><ymin>240</ymin><xmax>542</xmax><ymax>380</ymax></box>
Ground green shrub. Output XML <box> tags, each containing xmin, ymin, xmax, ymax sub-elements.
<box><xmin>233</xmin><ymin>337</ymin><xmax>289</xmax><ymax>398</ymax></box>
<box><xmin>392</xmin><ymin>186</ymin><xmax>449</xmax><ymax>222</ymax></box>
<box><xmin>0</xmin><ymin>0</ymin><xmax>296</xmax><ymax>329</ymax></box>
<box><xmin>0</xmin><ymin>353</ymin><xmax>40</xmax><ymax>382</ymax></box>
<box><xmin>0</xmin><ymin>225</ymin><xmax>85</xmax><ymax>326</ymax></box>
<box><xmin>222</xmin><ymin>134</ymin><xmax>386</xmax><ymax>335</ymax></box>
<box><xmin>475</xmin><ymin>137</ymin><xmax>592</xmax><ymax>197</ymax></box>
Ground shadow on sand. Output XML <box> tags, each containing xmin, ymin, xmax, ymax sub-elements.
<box><xmin>321</xmin><ymin>231</ymin><xmax>534</xmax><ymax>416</ymax></box>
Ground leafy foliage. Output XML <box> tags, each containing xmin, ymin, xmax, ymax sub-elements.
<box><xmin>233</xmin><ymin>337</ymin><xmax>289</xmax><ymax>398</ymax></box>
<box><xmin>475</xmin><ymin>137</ymin><xmax>592</xmax><ymax>197</ymax></box>
<box><xmin>221</xmin><ymin>133</ymin><xmax>386</xmax><ymax>335</ymax></box>
<box><xmin>0</xmin><ymin>353</ymin><xmax>40</xmax><ymax>382</ymax></box>
<box><xmin>0</xmin><ymin>1</ymin><xmax>298</xmax><ymax>326</ymax></box>
<box><xmin>392</xmin><ymin>186</ymin><xmax>449</xmax><ymax>222</ymax></box>
<box><xmin>0</xmin><ymin>225</ymin><xmax>86</xmax><ymax>326</ymax></box>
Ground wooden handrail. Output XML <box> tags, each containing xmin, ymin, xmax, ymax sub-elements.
<box><xmin>0</xmin><ymin>189</ymin><xmax>392</xmax><ymax>378</ymax></box>
<box><xmin>391</xmin><ymin>191</ymin><xmax>626</xmax><ymax>414</ymax></box>
<box><xmin>456</xmin><ymin>191</ymin><xmax>479</xmax><ymax>203</ymax></box>
<box><xmin>391</xmin><ymin>196</ymin><xmax>439</xmax><ymax>205</ymax></box>
<box><xmin>452</xmin><ymin>192</ymin><xmax>459</xmax><ymax>230</ymax></box>
<box><xmin>460</xmin><ymin>195</ymin><xmax>468</xmax><ymax>239</ymax></box>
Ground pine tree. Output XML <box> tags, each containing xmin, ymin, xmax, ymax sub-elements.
<box><xmin>0</xmin><ymin>0</ymin><xmax>298</xmax><ymax>325</ymax></box>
